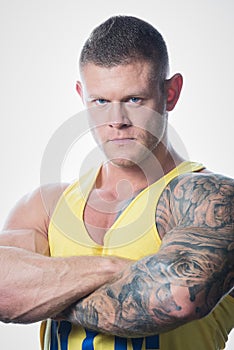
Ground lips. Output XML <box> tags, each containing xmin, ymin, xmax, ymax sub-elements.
<box><xmin>109</xmin><ymin>138</ymin><xmax>135</xmax><ymax>144</ymax></box>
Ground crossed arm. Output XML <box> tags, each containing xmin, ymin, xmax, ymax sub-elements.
<box><xmin>62</xmin><ymin>173</ymin><xmax>234</xmax><ymax>337</ymax></box>
<box><xmin>0</xmin><ymin>185</ymin><xmax>131</xmax><ymax>324</ymax></box>
<box><xmin>0</xmin><ymin>245</ymin><xmax>129</xmax><ymax>324</ymax></box>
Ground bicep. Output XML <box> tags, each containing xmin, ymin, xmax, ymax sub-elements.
<box><xmin>0</xmin><ymin>229</ymin><xmax>49</xmax><ymax>255</ymax></box>
<box><xmin>0</xmin><ymin>184</ymin><xmax>68</xmax><ymax>255</ymax></box>
<box><xmin>0</xmin><ymin>184</ymin><xmax>66</xmax><ymax>255</ymax></box>
<box><xmin>161</xmin><ymin>173</ymin><xmax>234</xmax><ymax>301</ymax></box>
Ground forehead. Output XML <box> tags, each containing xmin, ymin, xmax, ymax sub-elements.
<box><xmin>80</xmin><ymin>61</ymin><xmax>155</xmax><ymax>94</ymax></box>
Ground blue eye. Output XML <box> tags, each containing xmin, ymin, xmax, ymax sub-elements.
<box><xmin>95</xmin><ymin>99</ymin><xmax>108</xmax><ymax>106</ymax></box>
<box><xmin>129</xmin><ymin>97</ymin><xmax>141</xmax><ymax>103</ymax></box>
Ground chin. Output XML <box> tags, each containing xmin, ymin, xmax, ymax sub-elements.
<box><xmin>110</xmin><ymin>158</ymin><xmax>137</xmax><ymax>168</ymax></box>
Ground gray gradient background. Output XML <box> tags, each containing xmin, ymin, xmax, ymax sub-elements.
<box><xmin>0</xmin><ymin>0</ymin><xmax>233</xmax><ymax>348</ymax></box>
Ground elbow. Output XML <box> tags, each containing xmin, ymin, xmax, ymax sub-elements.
<box><xmin>0</xmin><ymin>291</ymin><xmax>30</xmax><ymax>324</ymax></box>
<box><xmin>0</xmin><ymin>313</ymin><xmax>16</xmax><ymax>324</ymax></box>
<box><xmin>150</xmin><ymin>286</ymin><xmax>211</xmax><ymax>332</ymax></box>
<box><xmin>0</xmin><ymin>292</ymin><xmax>15</xmax><ymax>323</ymax></box>
<box><xmin>0</xmin><ymin>305</ymin><xmax>20</xmax><ymax>324</ymax></box>
<box><xmin>0</xmin><ymin>305</ymin><xmax>18</xmax><ymax>324</ymax></box>
<box><xmin>0</xmin><ymin>308</ymin><xmax>32</xmax><ymax>325</ymax></box>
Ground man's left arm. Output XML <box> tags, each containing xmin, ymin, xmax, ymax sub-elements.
<box><xmin>61</xmin><ymin>173</ymin><xmax>234</xmax><ymax>337</ymax></box>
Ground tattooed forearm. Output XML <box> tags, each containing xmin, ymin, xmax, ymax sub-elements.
<box><xmin>63</xmin><ymin>227</ymin><xmax>234</xmax><ymax>337</ymax></box>
<box><xmin>62</xmin><ymin>173</ymin><xmax>234</xmax><ymax>337</ymax></box>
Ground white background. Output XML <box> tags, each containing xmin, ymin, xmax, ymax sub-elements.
<box><xmin>0</xmin><ymin>0</ymin><xmax>233</xmax><ymax>348</ymax></box>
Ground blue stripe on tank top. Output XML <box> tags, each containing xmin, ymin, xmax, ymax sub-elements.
<box><xmin>114</xmin><ymin>335</ymin><xmax>160</xmax><ymax>350</ymax></box>
<box><xmin>145</xmin><ymin>335</ymin><xmax>160</xmax><ymax>349</ymax></box>
<box><xmin>82</xmin><ymin>329</ymin><xmax>99</xmax><ymax>350</ymax></box>
<box><xmin>131</xmin><ymin>338</ymin><xmax>144</xmax><ymax>349</ymax></box>
<box><xmin>58</xmin><ymin>321</ymin><xmax>72</xmax><ymax>350</ymax></box>
<box><xmin>50</xmin><ymin>320</ymin><xmax>59</xmax><ymax>350</ymax></box>
<box><xmin>114</xmin><ymin>336</ymin><xmax>127</xmax><ymax>350</ymax></box>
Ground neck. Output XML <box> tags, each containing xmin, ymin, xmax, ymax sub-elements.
<box><xmin>96</xmin><ymin>142</ymin><xmax>184</xmax><ymax>198</ymax></box>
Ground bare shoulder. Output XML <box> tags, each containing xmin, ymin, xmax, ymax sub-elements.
<box><xmin>3</xmin><ymin>182</ymin><xmax>70</xmax><ymax>235</ymax></box>
<box><xmin>156</xmin><ymin>171</ymin><xmax>234</xmax><ymax>237</ymax></box>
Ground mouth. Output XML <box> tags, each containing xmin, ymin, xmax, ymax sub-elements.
<box><xmin>109</xmin><ymin>138</ymin><xmax>135</xmax><ymax>145</ymax></box>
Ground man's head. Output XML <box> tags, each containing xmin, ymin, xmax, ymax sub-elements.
<box><xmin>79</xmin><ymin>15</ymin><xmax>169</xmax><ymax>84</ymax></box>
<box><xmin>77</xmin><ymin>16</ymin><xmax>183</xmax><ymax>169</ymax></box>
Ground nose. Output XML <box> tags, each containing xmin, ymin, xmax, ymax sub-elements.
<box><xmin>108</xmin><ymin>102</ymin><xmax>131</xmax><ymax>128</ymax></box>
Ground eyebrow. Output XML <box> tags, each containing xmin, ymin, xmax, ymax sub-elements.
<box><xmin>87</xmin><ymin>95</ymin><xmax>107</xmax><ymax>101</ymax></box>
<box><xmin>87</xmin><ymin>90</ymin><xmax>151</xmax><ymax>101</ymax></box>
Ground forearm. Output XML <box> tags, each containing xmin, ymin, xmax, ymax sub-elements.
<box><xmin>63</xmin><ymin>227</ymin><xmax>234</xmax><ymax>337</ymax></box>
<box><xmin>62</xmin><ymin>256</ymin><xmax>194</xmax><ymax>337</ymax></box>
<box><xmin>0</xmin><ymin>246</ymin><xmax>129</xmax><ymax>324</ymax></box>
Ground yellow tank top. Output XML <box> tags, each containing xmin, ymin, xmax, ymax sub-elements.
<box><xmin>41</xmin><ymin>161</ymin><xmax>234</xmax><ymax>350</ymax></box>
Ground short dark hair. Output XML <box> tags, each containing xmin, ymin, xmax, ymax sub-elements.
<box><xmin>79</xmin><ymin>15</ymin><xmax>169</xmax><ymax>81</ymax></box>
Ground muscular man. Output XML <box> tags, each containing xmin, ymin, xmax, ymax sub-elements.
<box><xmin>1</xmin><ymin>15</ymin><xmax>234</xmax><ymax>350</ymax></box>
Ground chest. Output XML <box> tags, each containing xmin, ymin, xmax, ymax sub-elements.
<box><xmin>83</xmin><ymin>187</ymin><xmax>173</xmax><ymax>245</ymax></box>
<box><xmin>83</xmin><ymin>189</ymin><xmax>133</xmax><ymax>244</ymax></box>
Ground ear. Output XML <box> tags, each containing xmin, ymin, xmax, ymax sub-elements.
<box><xmin>165</xmin><ymin>73</ymin><xmax>183</xmax><ymax>111</ymax></box>
<box><xmin>76</xmin><ymin>81</ymin><xmax>84</xmax><ymax>102</ymax></box>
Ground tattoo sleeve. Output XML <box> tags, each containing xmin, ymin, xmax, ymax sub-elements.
<box><xmin>62</xmin><ymin>173</ymin><xmax>234</xmax><ymax>337</ymax></box>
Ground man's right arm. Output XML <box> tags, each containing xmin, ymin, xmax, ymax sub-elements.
<box><xmin>0</xmin><ymin>184</ymin><xmax>131</xmax><ymax>324</ymax></box>
<box><xmin>0</xmin><ymin>245</ymin><xmax>128</xmax><ymax>324</ymax></box>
